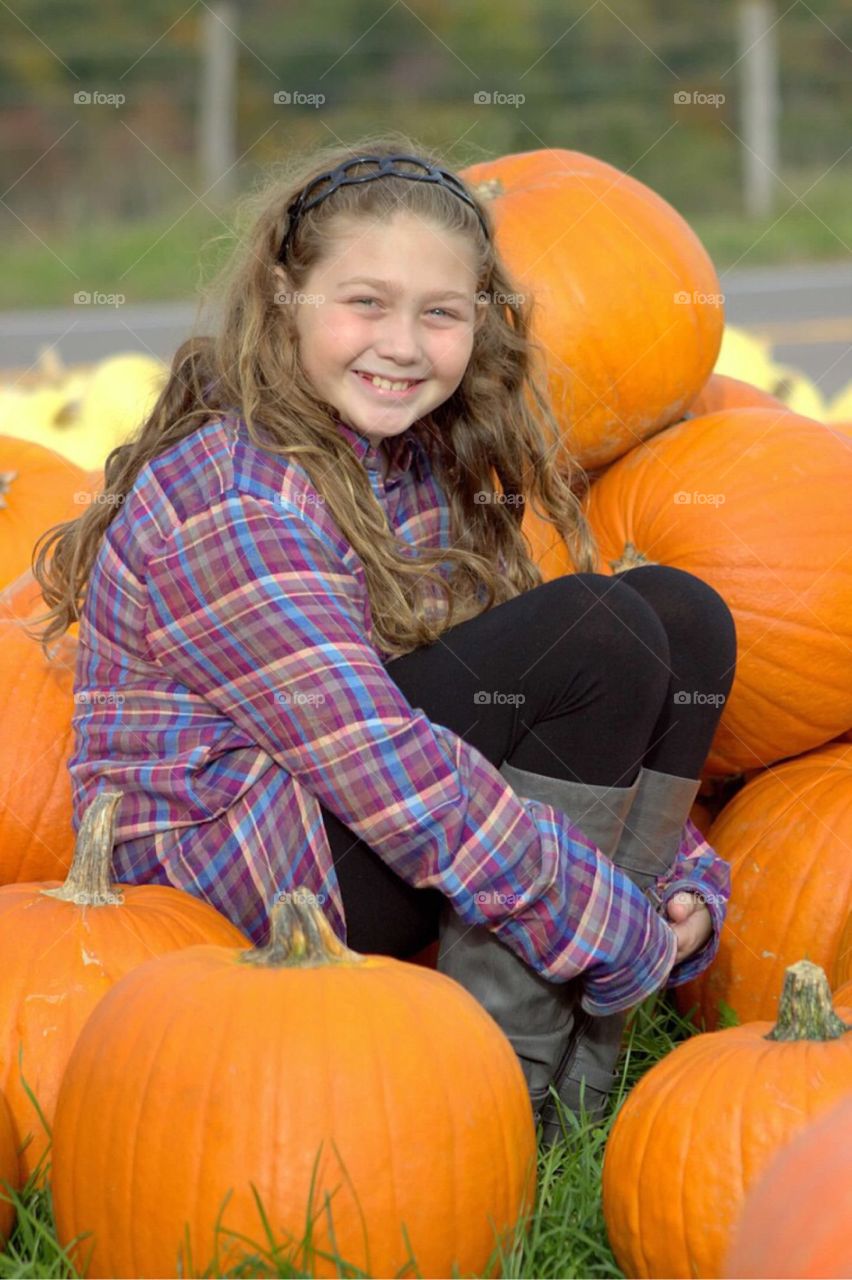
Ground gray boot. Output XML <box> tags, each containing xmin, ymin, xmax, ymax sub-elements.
<box><xmin>539</xmin><ymin>767</ymin><xmax>702</xmax><ymax>1142</ymax></box>
<box><xmin>436</xmin><ymin>762</ymin><xmax>641</xmax><ymax>1123</ymax></box>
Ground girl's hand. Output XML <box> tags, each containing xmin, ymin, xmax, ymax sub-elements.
<box><xmin>665</xmin><ymin>891</ymin><xmax>712</xmax><ymax>964</ymax></box>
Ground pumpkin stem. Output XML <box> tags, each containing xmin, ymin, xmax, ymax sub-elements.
<box><xmin>765</xmin><ymin>960</ymin><xmax>851</xmax><ymax>1042</ymax></box>
<box><xmin>40</xmin><ymin>789</ymin><xmax>125</xmax><ymax>906</ymax></box>
<box><xmin>239</xmin><ymin>893</ymin><xmax>366</xmax><ymax>969</ymax></box>
<box><xmin>609</xmin><ymin>541</ymin><xmax>654</xmax><ymax>574</ymax></box>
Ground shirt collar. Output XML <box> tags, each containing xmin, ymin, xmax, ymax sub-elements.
<box><xmin>226</xmin><ymin>412</ymin><xmax>429</xmax><ymax>483</ymax></box>
<box><xmin>333</xmin><ymin>418</ymin><xmax>429</xmax><ymax>483</ymax></box>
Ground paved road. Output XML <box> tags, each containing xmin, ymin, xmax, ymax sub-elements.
<box><xmin>2</xmin><ymin>260</ymin><xmax>851</xmax><ymax>398</ymax></box>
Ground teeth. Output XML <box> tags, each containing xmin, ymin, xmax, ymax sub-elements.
<box><xmin>360</xmin><ymin>372</ymin><xmax>418</xmax><ymax>392</ymax></box>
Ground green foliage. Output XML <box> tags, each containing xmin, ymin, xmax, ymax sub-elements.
<box><xmin>2</xmin><ymin>0</ymin><xmax>851</xmax><ymax>275</ymax></box>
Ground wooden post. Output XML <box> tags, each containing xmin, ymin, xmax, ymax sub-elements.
<box><xmin>738</xmin><ymin>0</ymin><xmax>779</xmax><ymax>218</ymax></box>
<box><xmin>199</xmin><ymin>1</ymin><xmax>238</xmax><ymax>201</ymax></box>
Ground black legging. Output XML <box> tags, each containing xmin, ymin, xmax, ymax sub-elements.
<box><xmin>321</xmin><ymin>566</ymin><xmax>737</xmax><ymax>958</ymax></box>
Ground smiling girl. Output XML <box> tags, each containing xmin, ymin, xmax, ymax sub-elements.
<box><xmin>29</xmin><ymin>134</ymin><xmax>735</xmax><ymax>1144</ymax></box>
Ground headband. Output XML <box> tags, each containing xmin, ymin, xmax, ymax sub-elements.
<box><xmin>276</xmin><ymin>153</ymin><xmax>490</xmax><ymax>262</ymax></box>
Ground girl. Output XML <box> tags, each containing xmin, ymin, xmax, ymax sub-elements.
<box><xmin>30</xmin><ymin>132</ymin><xmax>735</xmax><ymax>1146</ymax></box>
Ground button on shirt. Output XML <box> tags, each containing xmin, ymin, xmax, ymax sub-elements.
<box><xmin>69</xmin><ymin>412</ymin><xmax>730</xmax><ymax>1016</ymax></box>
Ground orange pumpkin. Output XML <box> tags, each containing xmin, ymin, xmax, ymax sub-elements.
<box><xmin>687</xmin><ymin>797</ymin><xmax>715</xmax><ymax>838</ymax></box>
<box><xmin>51</xmin><ymin>894</ymin><xmax>537</xmax><ymax>1279</ymax></box>
<box><xmin>834</xmin><ymin>978</ymin><xmax>852</xmax><ymax>1006</ymax></box>
<box><xmin>520</xmin><ymin>497</ymin><xmax>575</xmax><ymax>579</ymax></box>
<box><xmin>833</xmin><ymin>911</ymin><xmax>852</xmax><ymax>989</ymax></box>
<box><xmin>602</xmin><ymin>961</ymin><xmax>852</xmax><ymax>1279</ymax></box>
<box><xmin>0</xmin><ymin>1090</ymin><xmax>19</xmax><ymax>1247</ymax></box>
<box><xmin>723</xmin><ymin>1093</ymin><xmax>852</xmax><ymax>1279</ymax></box>
<box><xmin>586</xmin><ymin>407</ymin><xmax>852</xmax><ymax>774</ymax></box>
<box><xmin>0</xmin><ymin>602</ymin><xmax>78</xmax><ymax>883</ymax></box>
<box><xmin>676</xmin><ymin>743</ymin><xmax>852</xmax><ymax>1031</ymax></box>
<box><xmin>459</xmin><ymin>149</ymin><xmax>723</xmax><ymax>470</ymax></box>
<box><xmin>686</xmin><ymin>372</ymin><xmax>788</xmax><ymax>417</ymax></box>
<box><xmin>0</xmin><ymin>790</ymin><xmax>250</xmax><ymax>1184</ymax></box>
<box><xmin>0</xmin><ymin>436</ymin><xmax>91</xmax><ymax>592</ymax></box>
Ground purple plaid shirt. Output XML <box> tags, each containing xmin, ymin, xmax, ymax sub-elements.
<box><xmin>69</xmin><ymin>412</ymin><xmax>729</xmax><ymax>1015</ymax></box>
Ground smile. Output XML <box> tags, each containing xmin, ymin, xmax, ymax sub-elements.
<box><xmin>353</xmin><ymin>370</ymin><xmax>424</xmax><ymax>397</ymax></box>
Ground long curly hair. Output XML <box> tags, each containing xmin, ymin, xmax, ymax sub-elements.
<box><xmin>28</xmin><ymin>129</ymin><xmax>598</xmax><ymax>661</ymax></box>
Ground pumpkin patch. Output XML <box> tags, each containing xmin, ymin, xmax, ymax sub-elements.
<box><xmin>602</xmin><ymin>961</ymin><xmax>852</xmax><ymax>1279</ymax></box>
<box><xmin>50</xmin><ymin>893</ymin><xmax>537</xmax><ymax>1279</ymax></box>
<box><xmin>0</xmin><ymin>790</ymin><xmax>250</xmax><ymax>1185</ymax></box>
<box><xmin>675</xmin><ymin>742</ymin><xmax>852</xmax><ymax>1031</ymax></box>
<box><xmin>586</xmin><ymin>408</ymin><xmax>852</xmax><ymax>774</ymax></box>
<box><xmin>3</xmin><ymin>133</ymin><xmax>852</xmax><ymax>1276</ymax></box>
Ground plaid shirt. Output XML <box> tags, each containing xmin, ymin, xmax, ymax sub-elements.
<box><xmin>70</xmin><ymin>412</ymin><xmax>729</xmax><ymax>1015</ymax></box>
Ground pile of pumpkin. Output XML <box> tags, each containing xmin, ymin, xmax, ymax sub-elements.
<box><xmin>1</xmin><ymin>146</ymin><xmax>852</xmax><ymax>1278</ymax></box>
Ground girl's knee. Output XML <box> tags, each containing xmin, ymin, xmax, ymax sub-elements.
<box><xmin>543</xmin><ymin>572</ymin><xmax>673</xmax><ymax>680</ymax></box>
<box><xmin>619</xmin><ymin>564</ymin><xmax>737</xmax><ymax>678</ymax></box>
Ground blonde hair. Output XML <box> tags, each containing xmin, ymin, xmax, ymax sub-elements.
<box><xmin>29</xmin><ymin>129</ymin><xmax>598</xmax><ymax>660</ymax></box>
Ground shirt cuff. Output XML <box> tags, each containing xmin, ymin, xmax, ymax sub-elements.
<box><xmin>579</xmin><ymin>909</ymin><xmax>679</xmax><ymax>1016</ymax></box>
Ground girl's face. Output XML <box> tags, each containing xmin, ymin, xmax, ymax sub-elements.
<box><xmin>278</xmin><ymin>211</ymin><xmax>481</xmax><ymax>446</ymax></box>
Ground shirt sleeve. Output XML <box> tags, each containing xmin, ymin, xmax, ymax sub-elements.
<box><xmin>653</xmin><ymin>817</ymin><xmax>730</xmax><ymax>986</ymax></box>
<box><xmin>143</xmin><ymin>489</ymin><xmax>678</xmax><ymax>1015</ymax></box>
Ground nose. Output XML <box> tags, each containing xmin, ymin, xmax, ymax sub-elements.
<box><xmin>373</xmin><ymin>310</ymin><xmax>423</xmax><ymax>366</ymax></box>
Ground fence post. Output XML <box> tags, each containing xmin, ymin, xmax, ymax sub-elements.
<box><xmin>199</xmin><ymin>1</ymin><xmax>238</xmax><ymax>201</ymax></box>
<box><xmin>739</xmin><ymin>0</ymin><xmax>779</xmax><ymax>218</ymax></box>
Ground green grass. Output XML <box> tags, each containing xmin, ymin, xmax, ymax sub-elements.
<box><xmin>0</xmin><ymin>991</ymin><xmax>705</xmax><ymax>1279</ymax></box>
<box><xmin>3</xmin><ymin>167</ymin><xmax>852</xmax><ymax>311</ymax></box>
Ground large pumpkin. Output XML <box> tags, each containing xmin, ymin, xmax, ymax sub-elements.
<box><xmin>0</xmin><ymin>1090</ymin><xmax>19</xmax><ymax>1247</ymax></box>
<box><xmin>51</xmin><ymin>895</ymin><xmax>537</xmax><ymax>1280</ymax></box>
<box><xmin>675</xmin><ymin>743</ymin><xmax>852</xmax><ymax>1031</ymax></box>
<box><xmin>459</xmin><ymin>149</ymin><xmax>723</xmax><ymax>470</ymax></box>
<box><xmin>723</xmin><ymin>1093</ymin><xmax>852</xmax><ymax>1279</ymax></box>
<box><xmin>586</xmin><ymin>407</ymin><xmax>852</xmax><ymax>774</ymax></box>
<box><xmin>602</xmin><ymin>960</ymin><xmax>852</xmax><ymax>1279</ymax></box>
<box><xmin>0</xmin><ymin>435</ymin><xmax>89</xmax><ymax>591</ymax></box>
<box><xmin>0</xmin><ymin>790</ymin><xmax>250</xmax><ymax>1184</ymax></box>
<box><xmin>833</xmin><ymin>910</ymin><xmax>852</xmax><ymax>989</ymax></box>
<box><xmin>685</xmin><ymin>371</ymin><xmax>788</xmax><ymax>417</ymax></box>
<box><xmin>0</xmin><ymin>597</ymin><xmax>78</xmax><ymax>883</ymax></box>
